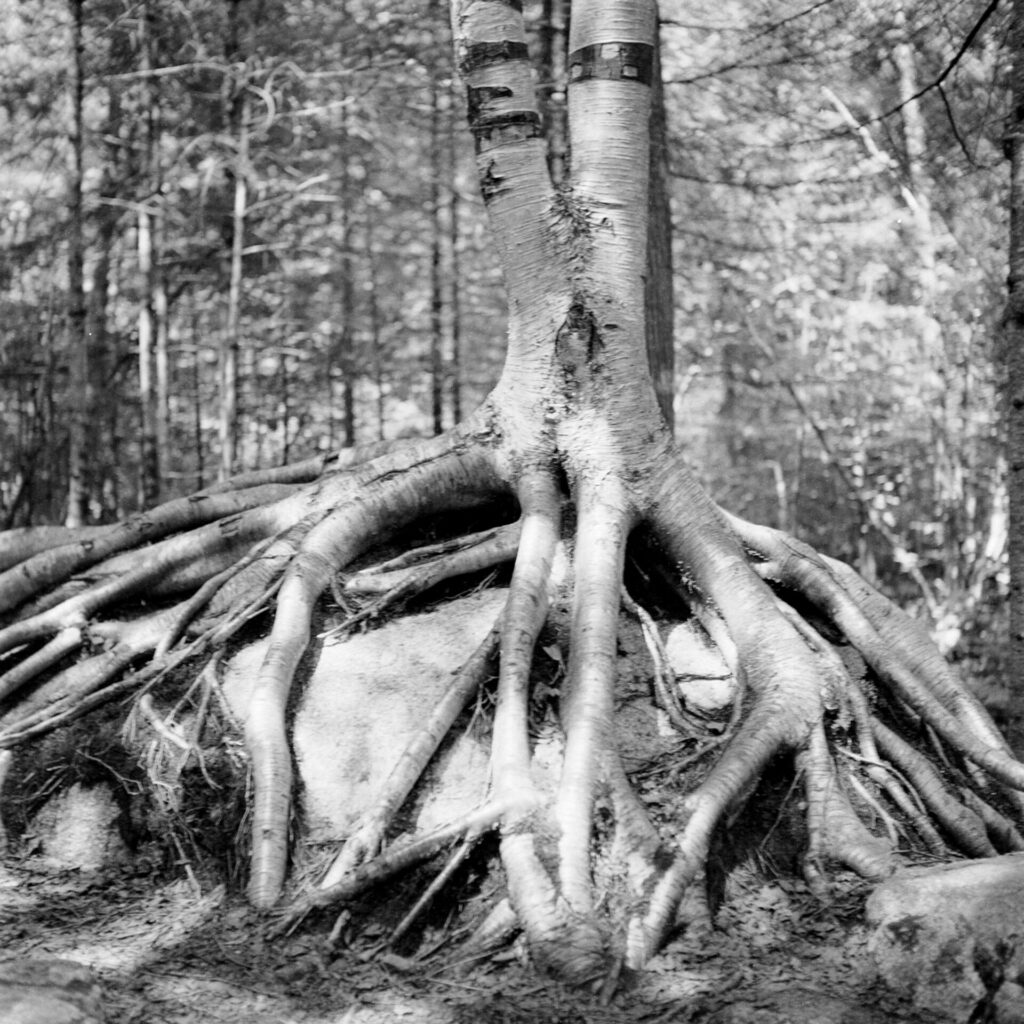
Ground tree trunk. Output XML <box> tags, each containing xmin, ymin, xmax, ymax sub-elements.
<box><xmin>220</xmin><ymin>0</ymin><xmax>247</xmax><ymax>480</ymax></box>
<box><xmin>138</xmin><ymin>0</ymin><xmax>162</xmax><ymax>506</ymax></box>
<box><xmin>64</xmin><ymin>0</ymin><xmax>89</xmax><ymax>528</ymax></box>
<box><xmin>1005</xmin><ymin>0</ymin><xmax>1024</xmax><ymax>738</ymax></box>
<box><xmin>365</xmin><ymin>211</ymin><xmax>386</xmax><ymax>442</ymax></box>
<box><xmin>539</xmin><ymin>0</ymin><xmax>569</xmax><ymax>186</ymax></box>
<box><xmin>429</xmin><ymin>52</ymin><xmax>446</xmax><ymax>437</ymax></box>
<box><xmin>155</xmin><ymin>262</ymin><xmax>170</xmax><ymax>486</ymax></box>
<box><xmin>448</xmin><ymin>77</ymin><xmax>463</xmax><ymax>426</ymax></box>
<box><xmin>644</xmin><ymin>18</ymin><xmax>674</xmax><ymax>429</ymax></box>
<box><xmin>337</xmin><ymin>102</ymin><xmax>357</xmax><ymax>448</ymax></box>
<box><xmin>220</xmin><ymin>107</ymin><xmax>247</xmax><ymax>480</ymax></box>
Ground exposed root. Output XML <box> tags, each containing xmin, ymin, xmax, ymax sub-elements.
<box><xmin>325</xmin><ymin>521</ymin><xmax>521</xmax><ymax>637</ymax></box>
<box><xmin>556</xmin><ymin>476</ymin><xmax>632</xmax><ymax>920</ymax></box>
<box><xmin>275</xmin><ymin>800</ymin><xmax>508</xmax><ymax>932</ymax></box>
<box><xmin>0</xmin><ymin>525</ymin><xmax>110</xmax><ymax>573</ymax></box>
<box><xmin>388</xmin><ymin>836</ymin><xmax>476</xmax><ymax>947</ymax></box>
<box><xmin>872</xmin><ymin>719</ymin><xmax>996</xmax><ymax>857</ymax></box>
<box><xmin>459</xmin><ymin>898</ymin><xmax>520</xmax><ymax>966</ymax></box>
<box><xmin>0</xmin><ymin>485</ymin><xmax>297</xmax><ymax>614</ymax></box>
<box><xmin>0</xmin><ymin>506</ymin><xmax>288</xmax><ymax>657</ymax></box>
<box><xmin>728</xmin><ymin>513</ymin><xmax>1024</xmax><ymax>789</ymax></box>
<box><xmin>245</xmin><ymin>431</ymin><xmax>502</xmax><ymax>907</ymax></box>
<box><xmin>2</xmin><ymin>421</ymin><xmax>1023</xmax><ymax>989</ymax></box>
<box><xmin>0</xmin><ymin>608</ymin><xmax>182</xmax><ymax>745</ymax></box>
<box><xmin>490</xmin><ymin>469</ymin><xmax>600</xmax><ymax>980</ymax></box>
<box><xmin>799</xmin><ymin>722</ymin><xmax>894</xmax><ymax>896</ymax></box>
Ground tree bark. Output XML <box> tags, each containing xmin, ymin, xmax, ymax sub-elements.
<box><xmin>1005</xmin><ymin>0</ymin><xmax>1024</xmax><ymax>738</ymax></box>
<box><xmin>219</xmin><ymin>0</ymin><xmax>247</xmax><ymax>480</ymax></box>
<box><xmin>645</xmin><ymin>17</ymin><xmax>674</xmax><ymax>429</ymax></box>
<box><xmin>64</xmin><ymin>0</ymin><xmax>89</xmax><ymax>528</ymax></box>
<box><xmin>448</xmin><ymin>77</ymin><xmax>463</xmax><ymax>426</ymax></box>
<box><xmin>138</xmin><ymin>0</ymin><xmax>162</xmax><ymax>506</ymax></box>
<box><xmin>430</xmin><ymin>52</ymin><xmax>446</xmax><ymax>436</ymax></box>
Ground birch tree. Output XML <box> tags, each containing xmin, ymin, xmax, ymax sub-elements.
<box><xmin>1</xmin><ymin>0</ymin><xmax>1023</xmax><ymax>988</ymax></box>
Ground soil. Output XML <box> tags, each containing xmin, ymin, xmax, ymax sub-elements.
<box><xmin>0</xmin><ymin>851</ymin><xmax>932</xmax><ymax>1024</ymax></box>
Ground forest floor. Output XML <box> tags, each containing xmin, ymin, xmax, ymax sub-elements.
<box><xmin>0</xmin><ymin>584</ymin><xmax>951</xmax><ymax>1023</ymax></box>
<box><xmin>0</xmin><ymin>850</ymin><xmax>933</xmax><ymax>1024</ymax></box>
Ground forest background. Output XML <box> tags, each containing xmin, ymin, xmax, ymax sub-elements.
<box><xmin>0</xmin><ymin>0</ymin><xmax>1012</xmax><ymax>707</ymax></box>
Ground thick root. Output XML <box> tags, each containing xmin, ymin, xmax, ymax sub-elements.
<box><xmin>2</xmin><ymin>426</ymin><xmax>1023</xmax><ymax>991</ymax></box>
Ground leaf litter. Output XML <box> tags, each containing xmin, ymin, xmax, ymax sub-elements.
<box><xmin>0</xmin><ymin>851</ymin><xmax>934</xmax><ymax>1023</ymax></box>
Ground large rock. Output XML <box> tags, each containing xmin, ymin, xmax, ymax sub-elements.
<box><xmin>224</xmin><ymin>589</ymin><xmax>506</xmax><ymax>841</ymax></box>
<box><xmin>0</xmin><ymin>958</ymin><xmax>104</xmax><ymax>1024</ymax></box>
<box><xmin>866</xmin><ymin>854</ymin><xmax>1024</xmax><ymax>1022</ymax></box>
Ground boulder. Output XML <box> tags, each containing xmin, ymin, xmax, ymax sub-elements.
<box><xmin>0</xmin><ymin>958</ymin><xmax>104</xmax><ymax>1024</ymax></box>
<box><xmin>866</xmin><ymin>854</ymin><xmax>1024</xmax><ymax>1022</ymax></box>
<box><xmin>224</xmin><ymin>589</ymin><xmax>506</xmax><ymax>841</ymax></box>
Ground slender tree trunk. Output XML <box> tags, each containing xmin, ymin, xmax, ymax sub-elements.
<box><xmin>138</xmin><ymin>0</ymin><xmax>163</xmax><ymax>505</ymax></box>
<box><xmin>155</xmin><ymin>262</ymin><xmax>170</xmax><ymax>481</ymax></box>
<box><xmin>539</xmin><ymin>0</ymin><xmax>569</xmax><ymax>186</ymax></box>
<box><xmin>87</xmin><ymin>198</ymin><xmax>118</xmax><ymax>518</ymax></box>
<box><xmin>891</xmin><ymin>5</ymin><xmax>936</xmax><ymax>300</ymax></box>
<box><xmin>138</xmin><ymin>203</ymin><xmax>159</xmax><ymax>506</ymax></box>
<box><xmin>338</xmin><ymin>109</ymin><xmax>356</xmax><ymax>449</ymax></box>
<box><xmin>448</xmin><ymin>79</ymin><xmax>463</xmax><ymax>425</ymax></box>
<box><xmin>220</xmin><ymin>94</ymin><xmax>248</xmax><ymax>479</ymax></box>
<box><xmin>1005</xmin><ymin>0</ymin><xmax>1024</xmax><ymax>733</ymax></box>
<box><xmin>366</xmin><ymin>213</ymin><xmax>385</xmax><ymax>442</ymax></box>
<box><xmin>429</xmin><ymin>57</ymin><xmax>445</xmax><ymax>436</ymax></box>
<box><xmin>219</xmin><ymin>0</ymin><xmax>247</xmax><ymax>479</ymax></box>
<box><xmin>65</xmin><ymin>0</ymin><xmax>89</xmax><ymax>528</ymax></box>
<box><xmin>645</xmin><ymin>19</ymin><xmax>674</xmax><ymax>429</ymax></box>
<box><xmin>191</xmin><ymin>298</ymin><xmax>205</xmax><ymax>490</ymax></box>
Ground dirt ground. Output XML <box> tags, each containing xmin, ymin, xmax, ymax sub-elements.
<box><xmin>0</xmin><ymin>591</ymin><xmax>950</xmax><ymax>1022</ymax></box>
<box><xmin>0</xmin><ymin>849</ymin><xmax>934</xmax><ymax>1024</ymax></box>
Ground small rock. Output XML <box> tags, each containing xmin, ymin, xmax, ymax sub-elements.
<box><xmin>664</xmin><ymin>620</ymin><xmax>736</xmax><ymax>717</ymax></box>
<box><xmin>31</xmin><ymin>783</ymin><xmax>126</xmax><ymax>870</ymax></box>
<box><xmin>866</xmin><ymin>854</ymin><xmax>1024</xmax><ymax>1022</ymax></box>
<box><xmin>0</xmin><ymin>958</ymin><xmax>104</xmax><ymax>1024</ymax></box>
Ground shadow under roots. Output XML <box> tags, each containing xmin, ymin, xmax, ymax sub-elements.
<box><xmin>705</xmin><ymin>753</ymin><xmax>808</xmax><ymax>917</ymax></box>
<box><xmin>351</xmin><ymin>498</ymin><xmax>521</xmax><ymax>575</ymax></box>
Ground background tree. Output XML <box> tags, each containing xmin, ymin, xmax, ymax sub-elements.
<box><xmin>1006</xmin><ymin>0</ymin><xmax>1024</xmax><ymax>739</ymax></box>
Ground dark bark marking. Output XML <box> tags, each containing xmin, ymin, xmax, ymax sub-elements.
<box><xmin>467</xmin><ymin>85</ymin><xmax>514</xmax><ymax>122</ymax></box>
<box><xmin>555</xmin><ymin>299</ymin><xmax>603</xmax><ymax>385</ymax></box>
<box><xmin>458</xmin><ymin>40</ymin><xmax>530</xmax><ymax>76</ymax></box>
<box><xmin>568</xmin><ymin>42</ymin><xmax>654</xmax><ymax>87</ymax></box>
<box><xmin>479</xmin><ymin>160</ymin><xmax>509</xmax><ymax>204</ymax></box>
<box><xmin>470</xmin><ymin>111</ymin><xmax>542</xmax><ymax>151</ymax></box>
<box><xmin>465</xmin><ymin>83</ymin><xmax>541</xmax><ymax>148</ymax></box>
